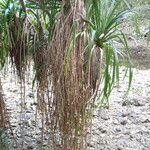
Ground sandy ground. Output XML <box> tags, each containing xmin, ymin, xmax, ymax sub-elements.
<box><xmin>88</xmin><ymin>68</ymin><xmax>150</xmax><ymax>150</ymax></box>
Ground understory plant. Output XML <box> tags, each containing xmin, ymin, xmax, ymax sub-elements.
<box><xmin>85</xmin><ymin>0</ymin><xmax>132</xmax><ymax>106</ymax></box>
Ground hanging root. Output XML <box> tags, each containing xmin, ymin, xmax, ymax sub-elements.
<box><xmin>48</xmin><ymin>0</ymin><xmax>102</xmax><ymax>149</ymax></box>
<box><xmin>33</xmin><ymin>23</ymin><xmax>49</xmax><ymax>112</ymax></box>
<box><xmin>9</xmin><ymin>16</ymin><xmax>30</xmax><ymax>77</ymax></box>
<box><xmin>0</xmin><ymin>79</ymin><xmax>6</xmax><ymax>129</ymax></box>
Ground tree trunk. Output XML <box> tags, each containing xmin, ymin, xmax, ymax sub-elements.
<box><xmin>0</xmin><ymin>79</ymin><xmax>6</xmax><ymax>129</ymax></box>
<box><xmin>49</xmin><ymin>0</ymin><xmax>89</xmax><ymax>150</ymax></box>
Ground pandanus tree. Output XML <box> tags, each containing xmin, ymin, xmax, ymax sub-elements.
<box><xmin>48</xmin><ymin>0</ymin><xmax>133</xmax><ymax>149</ymax></box>
<box><xmin>0</xmin><ymin>0</ymin><xmax>133</xmax><ymax>150</ymax></box>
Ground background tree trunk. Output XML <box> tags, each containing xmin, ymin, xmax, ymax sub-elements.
<box><xmin>0</xmin><ymin>79</ymin><xmax>6</xmax><ymax>129</ymax></box>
